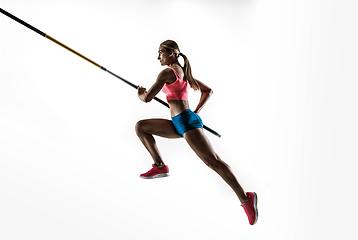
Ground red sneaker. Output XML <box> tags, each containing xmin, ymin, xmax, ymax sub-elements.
<box><xmin>140</xmin><ymin>164</ymin><xmax>170</xmax><ymax>179</ymax></box>
<box><xmin>241</xmin><ymin>192</ymin><xmax>258</xmax><ymax>225</ymax></box>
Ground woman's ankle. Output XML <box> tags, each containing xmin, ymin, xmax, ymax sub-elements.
<box><xmin>155</xmin><ymin>163</ymin><xmax>165</xmax><ymax>168</ymax></box>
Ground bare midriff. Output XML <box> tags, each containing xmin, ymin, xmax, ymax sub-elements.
<box><xmin>168</xmin><ymin>100</ymin><xmax>190</xmax><ymax>117</ymax></box>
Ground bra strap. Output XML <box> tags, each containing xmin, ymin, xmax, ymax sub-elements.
<box><xmin>167</xmin><ymin>67</ymin><xmax>181</xmax><ymax>79</ymax></box>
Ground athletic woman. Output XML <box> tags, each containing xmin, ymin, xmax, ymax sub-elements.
<box><xmin>135</xmin><ymin>40</ymin><xmax>258</xmax><ymax>225</ymax></box>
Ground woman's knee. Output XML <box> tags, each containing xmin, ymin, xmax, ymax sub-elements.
<box><xmin>202</xmin><ymin>155</ymin><xmax>223</xmax><ymax>171</ymax></box>
<box><xmin>206</xmin><ymin>158</ymin><xmax>232</xmax><ymax>174</ymax></box>
<box><xmin>135</xmin><ymin>120</ymin><xmax>147</xmax><ymax>135</ymax></box>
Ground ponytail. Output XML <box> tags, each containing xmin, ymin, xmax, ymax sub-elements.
<box><xmin>160</xmin><ymin>40</ymin><xmax>200</xmax><ymax>91</ymax></box>
<box><xmin>178</xmin><ymin>53</ymin><xmax>200</xmax><ymax>91</ymax></box>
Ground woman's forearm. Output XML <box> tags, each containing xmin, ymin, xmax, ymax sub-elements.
<box><xmin>194</xmin><ymin>90</ymin><xmax>213</xmax><ymax>113</ymax></box>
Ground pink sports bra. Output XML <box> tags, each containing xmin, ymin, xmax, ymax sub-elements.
<box><xmin>162</xmin><ymin>67</ymin><xmax>189</xmax><ymax>101</ymax></box>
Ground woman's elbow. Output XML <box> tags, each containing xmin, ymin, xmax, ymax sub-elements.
<box><xmin>206</xmin><ymin>89</ymin><xmax>213</xmax><ymax>96</ymax></box>
<box><xmin>144</xmin><ymin>96</ymin><xmax>153</xmax><ymax>103</ymax></box>
<box><xmin>139</xmin><ymin>94</ymin><xmax>151</xmax><ymax>103</ymax></box>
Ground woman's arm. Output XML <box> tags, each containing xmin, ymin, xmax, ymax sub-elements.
<box><xmin>138</xmin><ymin>69</ymin><xmax>173</xmax><ymax>103</ymax></box>
<box><xmin>194</xmin><ymin>79</ymin><xmax>213</xmax><ymax>114</ymax></box>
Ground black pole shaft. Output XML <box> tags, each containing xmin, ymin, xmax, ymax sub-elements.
<box><xmin>0</xmin><ymin>8</ymin><xmax>46</xmax><ymax>36</ymax></box>
<box><xmin>0</xmin><ymin>8</ymin><xmax>221</xmax><ymax>138</ymax></box>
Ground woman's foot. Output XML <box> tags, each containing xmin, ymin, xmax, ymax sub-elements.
<box><xmin>241</xmin><ymin>192</ymin><xmax>258</xmax><ymax>225</ymax></box>
<box><xmin>140</xmin><ymin>164</ymin><xmax>170</xmax><ymax>179</ymax></box>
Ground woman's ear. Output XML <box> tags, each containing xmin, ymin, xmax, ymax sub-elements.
<box><xmin>169</xmin><ymin>50</ymin><xmax>175</xmax><ymax>57</ymax></box>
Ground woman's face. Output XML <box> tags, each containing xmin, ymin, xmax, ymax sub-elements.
<box><xmin>157</xmin><ymin>46</ymin><xmax>173</xmax><ymax>66</ymax></box>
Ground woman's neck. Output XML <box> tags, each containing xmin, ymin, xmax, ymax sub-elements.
<box><xmin>168</xmin><ymin>61</ymin><xmax>180</xmax><ymax>68</ymax></box>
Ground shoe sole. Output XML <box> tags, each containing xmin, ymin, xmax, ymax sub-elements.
<box><xmin>140</xmin><ymin>173</ymin><xmax>170</xmax><ymax>179</ymax></box>
<box><xmin>252</xmin><ymin>192</ymin><xmax>258</xmax><ymax>225</ymax></box>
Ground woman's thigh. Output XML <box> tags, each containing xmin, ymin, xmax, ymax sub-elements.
<box><xmin>183</xmin><ymin>128</ymin><xmax>219</xmax><ymax>163</ymax></box>
<box><xmin>135</xmin><ymin>118</ymin><xmax>182</xmax><ymax>139</ymax></box>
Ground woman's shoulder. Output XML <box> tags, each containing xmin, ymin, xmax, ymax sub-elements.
<box><xmin>157</xmin><ymin>68</ymin><xmax>176</xmax><ymax>84</ymax></box>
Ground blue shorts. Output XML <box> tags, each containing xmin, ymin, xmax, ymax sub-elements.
<box><xmin>171</xmin><ymin>109</ymin><xmax>203</xmax><ymax>137</ymax></box>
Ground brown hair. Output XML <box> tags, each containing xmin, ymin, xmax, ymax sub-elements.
<box><xmin>160</xmin><ymin>40</ymin><xmax>200</xmax><ymax>91</ymax></box>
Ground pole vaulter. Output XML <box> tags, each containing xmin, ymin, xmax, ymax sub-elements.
<box><xmin>0</xmin><ymin>8</ymin><xmax>221</xmax><ymax>137</ymax></box>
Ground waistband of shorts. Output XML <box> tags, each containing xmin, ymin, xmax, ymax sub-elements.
<box><xmin>171</xmin><ymin>109</ymin><xmax>193</xmax><ymax>120</ymax></box>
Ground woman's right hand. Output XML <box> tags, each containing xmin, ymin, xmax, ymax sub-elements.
<box><xmin>137</xmin><ymin>86</ymin><xmax>146</xmax><ymax>96</ymax></box>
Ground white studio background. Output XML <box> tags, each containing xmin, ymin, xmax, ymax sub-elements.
<box><xmin>0</xmin><ymin>0</ymin><xmax>357</xmax><ymax>239</ymax></box>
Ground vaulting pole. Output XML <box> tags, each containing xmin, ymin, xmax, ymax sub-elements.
<box><xmin>0</xmin><ymin>8</ymin><xmax>221</xmax><ymax>137</ymax></box>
